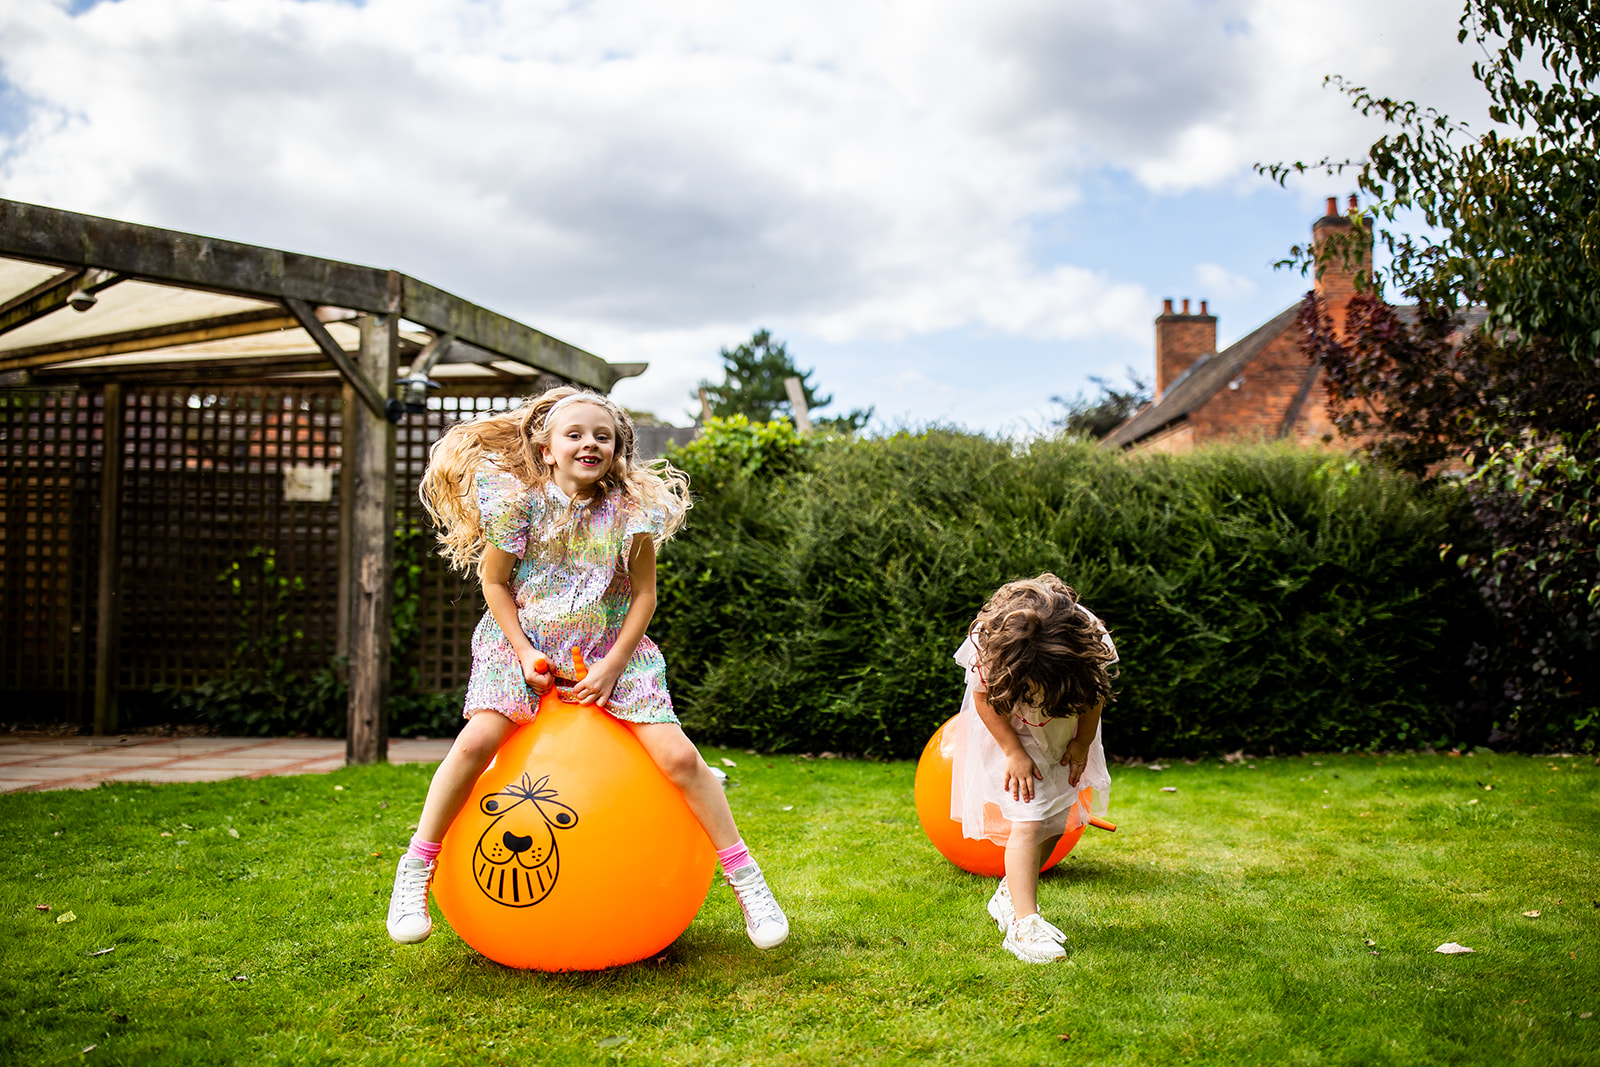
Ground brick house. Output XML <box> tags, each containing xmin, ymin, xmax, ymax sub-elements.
<box><xmin>1103</xmin><ymin>197</ymin><xmax>1371</xmax><ymax>453</ymax></box>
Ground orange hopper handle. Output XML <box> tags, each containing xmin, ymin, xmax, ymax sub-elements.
<box><xmin>1088</xmin><ymin>817</ymin><xmax>1117</xmax><ymax>832</ymax></box>
<box><xmin>529</xmin><ymin>651</ymin><xmax>588</xmax><ymax>681</ymax></box>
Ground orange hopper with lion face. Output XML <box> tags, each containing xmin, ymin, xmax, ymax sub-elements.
<box><xmin>432</xmin><ymin>648</ymin><xmax>716</xmax><ymax>971</ymax></box>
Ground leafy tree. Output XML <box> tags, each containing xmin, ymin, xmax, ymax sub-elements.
<box><xmin>1051</xmin><ymin>369</ymin><xmax>1151</xmax><ymax>440</ymax></box>
<box><xmin>1264</xmin><ymin>0</ymin><xmax>1599</xmax><ymax>750</ymax></box>
<box><xmin>696</xmin><ymin>329</ymin><xmax>872</xmax><ymax>433</ymax></box>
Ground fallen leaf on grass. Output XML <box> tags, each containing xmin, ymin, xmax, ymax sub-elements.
<box><xmin>81</xmin><ymin>1045</ymin><xmax>96</xmax><ymax>1054</ymax></box>
<box><xmin>1435</xmin><ymin>942</ymin><xmax>1474</xmax><ymax>954</ymax></box>
<box><xmin>721</xmin><ymin>758</ymin><xmax>737</xmax><ymax>767</ymax></box>
<box><xmin>781</xmin><ymin>805</ymin><xmax>794</xmax><ymax>811</ymax></box>
<box><xmin>334</xmin><ymin>786</ymin><xmax>344</xmax><ymax>791</ymax></box>
<box><xmin>1363</xmin><ymin>939</ymin><xmax>1376</xmax><ymax>947</ymax></box>
<box><xmin>55</xmin><ymin>911</ymin><xmax>77</xmax><ymax>924</ymax></box>
<box><xmin>1057</xmin><ymin>1034</ymin><xmax>1072</xmax><ymax>1042</ymax></box>
<box><xmin>159</xmin><ymin>832</ymin><xmax>172</xmax><ymax>838</ymax></box>
<box><xmin>34</xmin><ymin>904</ymin><xmax>49</xmax><ymax>912</ymax></box>
<box><xmin>596</xmin><ymin>1034</ymin><xmax>629</xmax><ymax>1048</ymax></box>
<box><xmin>371</xmin><ymin>852</ymin><xmax>383</xmax><ymax>858</ymax></box>
<box><xmin>1523</xmin><ymin>910</ymin><xmax>1541</xmax><ymax>918</ymax></box>
<box><xmin>1581</xmin><ymin>1012</ymin><xmax>1593</xmax><ymax>1019</ymax></box>
<box><xmin>1160</xmin><ymin>786</ymin><xmax>1178</xmax><ymax>793</ymax></box>
<box><xmin>227</xmin><ymin>827</ymin><xmax>239</xmax><ymax>838</ymax></box>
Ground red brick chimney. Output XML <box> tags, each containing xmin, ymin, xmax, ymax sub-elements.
<box><xmin>1155</xmin><ymin>297</ymin><xmax>1217</xmax><ymax>397</ymax></box>
<box><xmin>1311</xmin><ymin>194</ymin><xmax>1373</xmax><ymax>339</ymax></box>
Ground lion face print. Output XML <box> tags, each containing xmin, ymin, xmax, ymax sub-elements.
<box><xmin>473</xmin><ymin>773</ymin><xmax>579</xmax><ymax>907</ymax></box>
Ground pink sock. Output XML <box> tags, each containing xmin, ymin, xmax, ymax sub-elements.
<box><xmin>406</xmin><ymin>836</ymin><xmax>442</xmax><ymax>865</ymax></box>
<box><xmin>716</xmin><ymin>839</ymin><xmax>753</xmax><ymax>874</ymax></box>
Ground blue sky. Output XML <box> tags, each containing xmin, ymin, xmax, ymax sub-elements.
<box><xmin>0</xmin><ymin>0</ymin><xmax>1485</xmax><ymax>433</ymax></box>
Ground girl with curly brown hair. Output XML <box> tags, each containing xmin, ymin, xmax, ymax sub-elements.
<box><xmin>949</xmin><ymin>573</ymin><xmax>1116</xmax><ymax>962</ymax></box>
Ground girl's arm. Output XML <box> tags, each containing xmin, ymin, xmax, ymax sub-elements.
<box><xmin>972</xmin><ymin>688</ymin><xmax>1042</xmax><ymax>802</ymax></box>
<box><xmin>481</xmin><ymin>546</ymin><xmax>553</xmax><ymax>692</ymax></box>
<box><xmin>1060</xmin><ymin>698</ymin><xmax>1104</xmax><ymax>786</ymax></box>
<box><xmin>568</xmin><ymin>534</ymin><xmax>657</xmax><ymax>708</ymax></box>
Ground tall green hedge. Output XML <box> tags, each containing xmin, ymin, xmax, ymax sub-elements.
<box><xmin>656</xmin><ymin>427</ymin><xmax>1487</xmax><ymax>758</ymax></box>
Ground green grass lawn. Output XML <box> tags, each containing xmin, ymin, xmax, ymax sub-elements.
<box><xmin>3</xmin><ymin>748</ymin><xmax>1597</xmax><ymax>1066</ymax></box>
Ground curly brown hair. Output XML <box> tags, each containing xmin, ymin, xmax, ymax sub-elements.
<box><xmin>970</xmin><ymin>573</ymin><xmax>1115</xmax><ymax>719</ymax></box>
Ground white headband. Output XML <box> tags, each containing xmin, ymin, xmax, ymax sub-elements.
<box><xmin>541</xmin><ymin>392</ymin><xmax>611</xmax><ymax>428</ymax></box>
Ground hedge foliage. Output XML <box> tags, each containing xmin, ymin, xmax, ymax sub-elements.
<box><xmin>657</xmin><ymin>427</ymin><xmax>1490</xmax><ymax>759</ymax></box>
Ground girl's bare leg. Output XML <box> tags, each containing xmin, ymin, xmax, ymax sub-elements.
<box><xmin>629</xmin><ymin>722</ymin><xmax>740</xmax><ymax>849</ymax></box>
<box><xmin>414</xmin><ymin>711</ymin><xmax>519</xmax><ymax>842</ymax></box>
<box><xmin>1004</xmin><ymin>820</ymin><xmax>1048</xmax><ymax>919</ymax></box>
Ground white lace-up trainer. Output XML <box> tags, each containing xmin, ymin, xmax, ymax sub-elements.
<box><xmin>986</xmin><ymin>877</ymin><xmax>1015</xmax><ymax>932</ymax></box>
<box><xmin>726</xmin><ymin>862</ymin><xmax>789</xmax><ymax>949</ymax></box>
<box><xmin>1003</xmin><ymin>912</ymin><xmax>1067</xmax><ymax>964</ymax></box>
<box><xmin>386</xmin><ymin>855</ymin><xmax>435</xmax><ymax>944</ymax></box>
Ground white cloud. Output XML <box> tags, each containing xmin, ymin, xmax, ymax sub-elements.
<box><xmin>0</xmin><ymin>0</ymin><xmax>1483</xmax><ymax>426</ymax></box>
<box><xmin>1194</xmin><ymin>261</ymin><xmax>1256</xmax><ymax>301</ymax></box>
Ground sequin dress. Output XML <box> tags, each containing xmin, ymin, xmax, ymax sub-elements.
<box><xmin>461</xmin><ymin>467</ymin><xmax>678</xmax><ymax>725</ymax></box>
<box><xmin>948</xmin><ymin>607</ymin><xmax>1115</xmax><ymax>845</ymax></box>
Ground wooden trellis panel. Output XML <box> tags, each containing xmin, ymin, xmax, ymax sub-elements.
<box><xmin>0</xmin><ymin>389</ymin><xmax>100</xmax><ymax>718</ymax></box>
<box><xmin>0</xmin><ymin>382</ymin><xmax>527</xmax><ymax>721</ymax></box>
<box><xmin>118</xmin><ymin>386</ymin><xmax>344</xmax><ymax>687</ymax></box>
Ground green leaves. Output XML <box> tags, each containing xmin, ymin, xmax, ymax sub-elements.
<box><xmin>655</xmin><ymin>437</ymin><xmax>1482</xmax><ymax>757</ymax></box>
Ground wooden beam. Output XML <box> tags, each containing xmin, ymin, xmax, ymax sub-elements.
<box><xmin>0</xmin><ymin>268</ymin><xmax>83</xmax><ymax>338</ymax></box>
<box><xmin>93</xmin><ymin>382</ymin><xmax>125</xmax><ymax>735</ymax></box>
<box><xmin>1</xmin><ymin>198</ymin><xmax>403</xmax><ymax>314</ymax></box>
<box><xmin>1</xmin><ymin>199</ymin><xmax>637</xmax><ymax>388</ymax></box>
<box><xmin>31</xmin><ymin>353</ymin><xmax>330</xmax><ymax>385</ymax></box>
<box><xmin>285</xmin><ymin>298</ymin><xmax>392</xmax><ymax>420</ymax></box>
<box><xmin>400</xmin><ymin>276</ymin><xmax>617</xmax><ymax>390</ymax></box>
<box><xmin>344</xmin><ymin>313</ymin><xmax>397</xmax><ymax>765</ymax></box>
<box><xmin>0</xmin><ymin>309</ymin><xmax>300</xmax><ymax>372</ymax></box>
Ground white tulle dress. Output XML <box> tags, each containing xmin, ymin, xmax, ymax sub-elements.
<box><xmin>949</xmin><ymin>608</ymin><xmax>1115</xmax><ymax>846</ymax></box>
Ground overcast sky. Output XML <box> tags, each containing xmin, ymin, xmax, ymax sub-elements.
<box><xmin>1</xmin><ymin>0</ymin><xmax>1488</xmax><ymax>432</ymax></box>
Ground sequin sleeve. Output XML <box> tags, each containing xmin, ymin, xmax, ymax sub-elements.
<box><xmin>621</xmin><ymin>496</ymin><xmax>678</xmax><ymax>541</ymax></box>
<box><xmin>476</xmin><ymin>468</ymin><xmax>535</xmax><ymax>557</ymax></box>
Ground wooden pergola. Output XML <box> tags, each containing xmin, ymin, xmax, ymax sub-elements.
<box><xmin>0</xmin><ymin>198</ymin><xmax>644</xmax><ymax>763</ymax></box>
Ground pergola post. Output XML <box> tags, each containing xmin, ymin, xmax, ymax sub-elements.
<box><xmin>92</xmin><ymin>382</ymin><xmax>124</xmax><ymax>734</ymax></box>
<box><xmin>344</xmin><ymin>314</ymin><xmax>398</xmax><ymax>764</ymax></box>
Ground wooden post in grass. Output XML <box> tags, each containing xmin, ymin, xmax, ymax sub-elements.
<box><xmin>344</xmin><ymin>314</ymin><xmax>398</xmax><ymax>764</ymax></box>
<box><xmin>92</xmin><ymin>381</ymin><xmax>124</xmax><ymax>735</ymax></box>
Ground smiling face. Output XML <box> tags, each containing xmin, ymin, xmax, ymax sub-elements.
<box><xmin>540</xmin><ymin>401</ymin><xmax>618</xmax><ymax>497</ymax></box>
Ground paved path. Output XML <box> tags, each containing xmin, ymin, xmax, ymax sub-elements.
<box><xmin>0</xmin><ymin>735</ymin><xmax>454</xmax><ymax>793</ymax></box>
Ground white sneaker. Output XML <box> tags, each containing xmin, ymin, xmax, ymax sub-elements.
<box><xmin>726</xmin><ymin>862</ymin><xmax>789</xmax><ymax>949</ymax></box>
<box><xmin>986</xmin><ymin>877</ymin><xmax>1015</xmax><ymax>932</ymax></box>
<box><xmin>1003</xmin><ymin>912</ymin><xmax>1067</xmax><ymax>964</ymax></box>
<box><xmin>386</xmin><ymin>855</ymin><xmax>434</xmax><ymax>944</ymax></box>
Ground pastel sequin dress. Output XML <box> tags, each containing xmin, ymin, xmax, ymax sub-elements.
<box><xmin>461</xmin><ymin>467</ymin><xmax>678</xmax><ymax>725</ymax></box>
<box><xmin>948</xmin><ymin>606</ymin><xmax>1115</xmax><ymax>845</ymax></box>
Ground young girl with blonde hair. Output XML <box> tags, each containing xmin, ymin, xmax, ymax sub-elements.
<box><xmin>385</xmin><ymin>386</ymin><xmax>789</xmax><ymax>950</ymax></box>
<box><xmin>950</xmin><ymin>573</ymin><xmax>1116</xmax><ymax>963</ymax></box>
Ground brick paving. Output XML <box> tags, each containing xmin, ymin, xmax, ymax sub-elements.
<box><xmin>0</xmin><ymin>734</ymin><xmax>454</xmax><ymax>793</ymax></box>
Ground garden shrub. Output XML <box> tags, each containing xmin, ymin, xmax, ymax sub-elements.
<box><xmin>657</xmin><ymin>428</ymin><xmax>1491</xmax><ymax>758</ymax></box>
